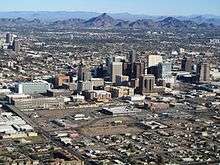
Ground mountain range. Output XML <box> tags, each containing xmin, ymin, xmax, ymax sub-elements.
<box><xmin>0</xmin><ymin>11</ymin><xmax>220</xmax><ymax>25</ymax></box>
<box><xmin>0</xmin><ymin>13</ymin><xmax>218</xmax><ymax>29</ymax></box>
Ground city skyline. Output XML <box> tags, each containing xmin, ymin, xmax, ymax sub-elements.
<box><xmin>1</xmin><ymin>0</ymin><xmax>220</xmax><ymax>16</ymax></box>
<box><xmin>0</xmin><ymin>0</ymin><xmax>220</xmax><ymax>164</ymax></box>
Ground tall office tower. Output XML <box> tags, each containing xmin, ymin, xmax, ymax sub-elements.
<box><xmin>133</xmin><ymin>62</ymin><xmax>145</xmax><ymax>79</ymax></box>
<box><xmin>147</xmin><ymin>66</ymin><xmax>158</xmax><ymax>78</ymax></box>
<box><xmin>181</xmin><ymin>57</ymin><xmax>193</xmax><ymax>72</ymax></box>
<box><xmin>6</xmin><ymin>33</ymin><xmax>12</xmax><ymax>44</ymax></box>
<box><xmin>128</xmin><ymin>50</ymin><xmax>136</xmax><ymax>77</ymax></box>
<box><xmin>106</xmin><ymin>56</ymin><xmax>113</xmax><ymax>76</ymax></box>
<box><xmin>158</xmin><ymin>62</ymin><xmax>172</xmax><ymax>79</ymax></box>
<box><xmin>197</xmin><ymin>62</ymin><xmax>210</xmax><ymax>83</ymax></box>
<box><xmin>130</xmin><ymin>78</ymin><xmax>140</xmax><ymax>89</ymax></box>
<box><xmin>122</xmin><ymin>62</ymin><xmax>132</xmax><ymax>77</ymax></box>
<box><xmin>147</xmin><ymin>55</ymin><xmax>163</xmax><ymax>68</ymax></box>
<box><xmin>106</xmin><ymin>56</ymin><xmax>112</xmax><ymax>67</ymax></box>
<box><xmin>139</xmin><ymin>74</ymin><xmax>155</xmax><ymax>95</ymax></box>
<box><xmin>96</xmin><ymin>64</ymin><xmax>108</xmax><ymax>78</ymax></box>
<box><xmin>78</xmin><ymin>61</ymin><xmax>92</xmax><ymax>81</ymax></box>
<box><xmin>122</xmin><ymin>62</ymin><xmax>129</xmax><ymax>76</ymax></box>
<box><xmin>111</xmin><ymin>62</ymin><xmax>123</xmax><ymax>83</ymax></box>
<box><xmin>12</xmin><ymin>39</ymin><xmax>20</xmax><ymax>52</ymax></box>
<box><xmin>128</xmin><ymin>49</ymin><xmax>136</xmax><ymax>63</ymax></box>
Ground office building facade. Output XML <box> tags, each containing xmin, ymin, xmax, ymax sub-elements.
<box><xmin>16</xmin><ymin>80</ymin><xmax>51</xmax><ymax>95</ymax></box>
<box><xmin>139</xmin><ymin>75</ymin><xmax>155</xmax><ymax>94</ymax></box>
<box><xmin>111</xmin><ymin>62</ymin><xmax>123</xmax><ymax>83</ymax></box>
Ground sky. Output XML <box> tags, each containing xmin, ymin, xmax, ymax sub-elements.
<box><xmin>1</xmin><ymin>0</ymin><xmax>220</xmax><ymax>16</ymax></box>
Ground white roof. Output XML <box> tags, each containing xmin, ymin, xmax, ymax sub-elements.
<box><xmin>89</xmin><ymin>90</ymin><xmax>110</xmax><ymax>94</ymax></box>
<box><xmin>103</xmin><ymin>106</ymin><xmax>141</xmax><ymax>114</ymax></box>
<box><xmin>6</xmin><ymin>94</ymin><xmax>31</xmax><ymax>98</ymax></box>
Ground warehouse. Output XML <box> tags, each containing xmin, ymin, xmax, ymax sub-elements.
<box><xmin>11</xmin><ymin>97</ymin><xmax>65</xmax><ymax>110</ymax></box>
<box><xmin>101</xmin><ymin>106</ymin><xmax>141</xmax><ymax>116</ymax></box>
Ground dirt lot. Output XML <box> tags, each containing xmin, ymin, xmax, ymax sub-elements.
<box><xmin>80</xmin><ymin>116</ymin><xmax>143</xmax><ymax>136</ymax></box>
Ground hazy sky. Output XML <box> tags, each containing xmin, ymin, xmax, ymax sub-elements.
<box><xmin>1</xmin><ymin>0</ymin><xmax>220</xmax><ymax>15</ymax></box>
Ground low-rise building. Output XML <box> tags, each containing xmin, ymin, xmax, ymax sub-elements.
<box><xmin>125</xmin><ymin>95</ymin><xmax>146</xmax><ymax>102</ymax></box>
<box><xmin>91</xmin><ymin>78</ymin><xmax>104</xmax><ymax>87</ymax></box>
<box><xmin>62</xmin><ymin>82</ymin><xmax>77</xmax><ymax>91</ymax></box>
<box><xmin>11</xmin><ymin>97</ymin><xmax>65</xmax><ymax>110</ymax></box>
<box><xmin>54</xmin><ymin>74</ymin><xmax>70</xmax><ymax>88</ymax></box>
<box><xmin>101</xmin><ymin>106</ymin><xmax>141</xmax><ymax>116</ymax></box>
<box><xmin>84</xmin><ymin>90</ymin><xmax>111</xmax><ymax>102</ymax></box>
<box><xmin>47</xmin><ymin>89</ymin><xmax>72</xmax><ymax>97</ymax></box>
<box><xmin>140</xmin><ymin>121</ymin><xmax>167</xmax><ymax>129</ymax></box>
<box><xmin>77</xmin><ymin>81</ymin><xmax>93</xmax><ymax>92</ymax></box>
<box><xmin>71</xmin><ymin>95</ymin><xmax>85</xmax><ymax>103</ymax></box>
<box><xmin>15</xmin><ymin>80</ymin><xmax>51</xmax><ymax>95</ymax></box>
<box><xmin>115</xmin><ymin>75</ymin><xmax>129</xmax><ymax>86</ymax></box>
<box><xmin>144</xmin><ymin>101</ymin><xmax>170</xmax><ymax>111</ymax></box>
<box><xmin>6</xmin><ymin>94</ymin><xmax>32</xmax><ymax>104</ymax></box>
<box><xmin>110</xmin><ymin>86</ymin><xmax>134</xmax><ymax>98</ymax></box>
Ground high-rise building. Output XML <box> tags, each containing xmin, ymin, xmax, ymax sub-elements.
<box><xmin>197</xmin><ymin>62</ymin><xmax>210</xmax><ymax>83</ymax></box>
<box><xmin>130</xmin><ymin>78</ymin><xmax>139</xmax><ymax>89</ymax></box>
<box><xmin>122</xmin><ymin>61</ymin><xmax>145</xmax><ymax>79</ymax></box>
<box><xmin>122</xmin><ymin>62</ymin><xmax>133</xmax><ymax>78</ymax></box>
<box><xmin>6</xmin><ymin>33</ymin><xmax>12</xmax><ymax>44</ymax></box>
<box><xmin>78</xmin><ymin>61</ymin><xmax>92</xmax><ymax>81</ymax></box>
<box><xmin>111</xmin><ymin>62</ymin><xmax>123</xmax><ymax>83</ymax></box>
<box><xmin>128</xmin><ymin>49</ymin><xmax>136</xmax><ymax>63</ymax></box>
<box><xmin>12</xmin><ymin>39</ymin><xmax>20</xmax><ymax>53</ymax></box>
<box><xmin>181</xmin><ymin>57</ymin><xmax>193</xmax><ymax>72</ymax></box>
<box><xmin>139</xmin><ymin>74</ymin><xmax>155</xmax><ymax>94</ymax></box>
<box><xmin>122</xmin><ymin>62</ymin><xmax>130</xmax><ymax>76</ymax></box>
<box><xmin>147</xmin><ymin>55</ymin><xmax>163</xmax><ymax>68</ymax></box>
<box><xmin>133</xmin><ymin>62</ymin><xmax>145</xmax><ymax>79</ymax></box>
<box><xmin>158</xmin><ymin>62</ymin><xmax>172</xmax><ymax>79</ymax></box>
<box><xmin>95</xmin><ymin>64</ymin><xmax>105</xmax><ymax>78</ymax></box>
<box><xmin>128</xmin><ymin>50</ymin><xmax>136</xmax><ymax>77</ymax></box>
<box><xmin>106</xmin><ymin>56</ymin><xmax>112</xmax><ymax>67</ymax></box>
<box><xmin>106</xmin><ymin>56</ymin><xmax>113</xmax><ymax>76</ymax></box>
<box><xmin>147</xmin><ymin>66</ymin><xmax>158</xmax><ymax>78</ymax></box>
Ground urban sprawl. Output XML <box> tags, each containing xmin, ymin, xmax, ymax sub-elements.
<box><xmin>0</xmin><ymin>13</ymin><xmax>220</xmax><ymax>165</ymax></box>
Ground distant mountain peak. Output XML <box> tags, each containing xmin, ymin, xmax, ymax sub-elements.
<box><xmin>161</xmin><ymin>17</ymin><xmax>181</xmax><ymax>23</ymax></box>
<box><xmin>129</xmin><ymin>19</ymin><xmax>156</xmax><ymax>28</ymax></box>
<box><xmin>84</xmin><ymin>13</ymin><xmax>116</xmax><ymax>28</ymax></box>
<box><xmin>96</xmin><ymin>13</ymin><xmax>114</xmax><ymax>19</ymax></box>
<box><xmin>158</xmin><ymin>17</ymin><xmax>184</xmax><ymax>28</ymax></box>
<box><xmin>101</xmin><ymin>13</ymin><xmax>107</xmax><ymax>16</ymax></box>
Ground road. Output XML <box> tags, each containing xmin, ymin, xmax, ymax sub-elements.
<box><xmin>5</xmin><ymin>104</ymin><xmax>89</xmax><ymax>164</ymax></box>
<box><xmin>4</xmin><ymin>103</ymin><xmax>149</xmax><ymax>164</ymax></box>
